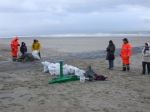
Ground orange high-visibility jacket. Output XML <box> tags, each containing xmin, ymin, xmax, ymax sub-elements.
<box><xmin>10</xmin><ymin>36</ymin><xmax>20</xmax><ymax>52</ymax></box>
<box><xmin>120</xmin><ymin>43</ymin><xmax>132</xmax><ymax>59</ymax></box>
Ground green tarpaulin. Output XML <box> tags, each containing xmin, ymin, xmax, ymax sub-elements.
<box><xmin>48</xmin><ymin>75</ymin><xmax>79</xmax><ymax>84</ymax></box>
<box><xmin>48</xmin><ymin>61</ymin><xmax>80</xmax><ymax>84</ymax></box>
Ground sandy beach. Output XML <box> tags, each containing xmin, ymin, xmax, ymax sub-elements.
<box><xmin>0</xmin><ymin>37</ymin><xmax>150</xmax><ymax>112</ymax></box>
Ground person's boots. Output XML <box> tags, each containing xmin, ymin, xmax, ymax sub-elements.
<box><xmin>122</xmin><ymin>64</ymin><xmax>126</xmax><ymax>71</ymax></box>
<box><xmin>12</xmin><ymin>56</ymin><xmax>17</xmax><ymax>61</ymax></box>
<box><xmin>127</xmin><ymin>64</ymin><xmax>130</xmax><ymax>71</ymax></box>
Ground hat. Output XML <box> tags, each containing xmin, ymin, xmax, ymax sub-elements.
<box><xmin>22</xmin><ymin>42</ymin><xmax>26</xmax><ymax>45</ymax></box>
<box><xmin>123</xmin><ymin>38</ymin><xmax>128</xmax><ymax>42</ymax></box>
<box><xmin>109</xmin><ymin>40</ymin><xmax>113</xmax><ymax>43</ymax></box>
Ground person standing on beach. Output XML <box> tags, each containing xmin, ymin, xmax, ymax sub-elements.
<box><xmin>141</xmin><ymin>43</ymin><xmax>150</xmax><ymax>75</ymax></box>
<box><xmin>31</xmin><ymin>39</ymin><xmax>41</xmax><ymax>58</ymax></box>
<box><xmin>10</xmin><ymin>36</ymin><xmax>20</xmax><ymax>58</ymax></box>
<box><xmin>106</xmin><ymin>40</ymin><xmax>116</xmax><ymax>69</ymax></box>
<box><xmin>120</xmin><ymin>38</ymin><xmax>132</xmax><ymax>71</ymax></box>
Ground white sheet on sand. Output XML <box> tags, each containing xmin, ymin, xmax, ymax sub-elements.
<box><xmin>41</xmin><ymin>61</ymin><xmax>85</xmax><ymax>77</ymax></box>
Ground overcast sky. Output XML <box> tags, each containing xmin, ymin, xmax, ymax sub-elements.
<box><xmin>0</xmin><ymin>0</ymin><xmax>150</xmax><ymax>37</ymax></box>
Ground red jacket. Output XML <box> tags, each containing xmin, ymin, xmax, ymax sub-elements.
<box><xmin>10</xmin><ymin>36</ymin><xmax>20</xmax><ymax>52</ymax></box>
<box><xmin>120</xmin><ymin>43</ymin><xmax>132</xmax><ymax>59</ymax></box>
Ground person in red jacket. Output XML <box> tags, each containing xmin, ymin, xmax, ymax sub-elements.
<box><xmin>120</xmin><ymin>38</ymin><xmax>132</xmax><ymax>71</ymax></box>
<box><xmin>10</xmin><ymin>36</ymin><xmax>20</xmax><ymax>58</ymax></box>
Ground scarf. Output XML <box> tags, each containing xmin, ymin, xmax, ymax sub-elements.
<box><xmin>144</xmin><ymin>47</ymin><xmax>149</xmax><ymax>53</ymax></box>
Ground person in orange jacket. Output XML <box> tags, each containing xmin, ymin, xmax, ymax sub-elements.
<box><xmin>10</xmin><ymin>36</ymin><xmax>20</xmax><ymax>58</ymax></box>
<box><xmin>120</xmin><ymin>38</ymin><xmax>132</xmax><ymax>71</ymax></box>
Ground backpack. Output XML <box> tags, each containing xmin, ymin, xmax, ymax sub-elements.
<box><xmin>94</xmin><ymin>74</ymin><xmax>107</xmax><ymax>81</ymax></box>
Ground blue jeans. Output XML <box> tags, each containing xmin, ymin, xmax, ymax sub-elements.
<box><xmin>108</xmin><ymin>60</ymin><xmax>114</xmax><ymax>69</ymax></box>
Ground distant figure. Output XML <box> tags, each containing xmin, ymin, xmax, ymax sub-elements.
<box><xmin>20</xmin><ymin>42</ymin><xmax>27</xmax><ymax>55</ymax></box>
<box><xmin>120</xmin><ymin>38</ymin><xmax>132</xmax><ymax>71</ymax></box>
<box><xmin>31</xmin><ymin>39</ymin><xmax>41</xmax><ymax>58</ymax></box>
<box><xmin>10</xmin><ymin>36</ymin><xmax>20</xmax><ymax>58</ymax></box>
<box><xmin>141</xmin><ymin>43</ymin><xmax>150</xmax><ymax>75</ymax></box>
<box><xmin>106</xmin><ymin>40</ymin><xmax>116</xmax><ymax>69</ymax></box>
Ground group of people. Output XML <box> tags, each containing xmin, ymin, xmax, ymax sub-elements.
<box><xmin>10</xmin><ymin>36</ymin><xmax>41</xmax><ymax>59</ymax></box>
<box><xmin>10</xmin><ymin>36</ymin><xmax>150</xmax><ymax>75</ymax></box>
<box><xmin>106</xmin><ymin>38</ymin><xmax>150</xmax><ymax>75</ymax></box>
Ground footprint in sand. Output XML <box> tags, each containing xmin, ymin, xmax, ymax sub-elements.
<box><xmin>38</xmin><ymin>100</ymin><xmax>45</xmax><ymax>104</ymax></box>
<box><xmin>0</xmin><ymin>97</ymin><xmax>14</xmax><ymax>101</ymax></box>
<box><xmin>28</xmin><ymin>97</ymin><xmax>37</xmax><ymax>101</ymax></box>
<box><xmin>19</xmin><ymin>93</ymin><xmax>29</xmax><ymax>97</ymax></box>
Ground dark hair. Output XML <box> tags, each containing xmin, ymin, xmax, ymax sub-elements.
<box><xmin>34</xmin><ymin>39</ymin><xmax>36</xmax><ymax>42</ymax></box>
<box><xmin>21</xmin><ymin>42</ymin><xmax>26</xmax><ymax>46</ymax></box>
<box><xmin>145</xmin><ymin>43</ymin><xmax>148</xmax><ymax>46</ymax></box>
<box><xmin>123</xmin><ymin>38</ymin><xmax>128</xmax><ymax>43</ymax></box>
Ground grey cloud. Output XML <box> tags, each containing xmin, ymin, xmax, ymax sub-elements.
<box><xmin>0</xmin><ymin>0</ymin><xmax>150</xmax><ymax>37</ymax></box>
<box><xmin>57</xmin><ymin>0</ymin><xmax>150</xmax><ymax>13</ymax></box>
<box><xmin>0</xmin><ymin>0</ymin><xmax>150</xmax><ymax>13</ymax></box>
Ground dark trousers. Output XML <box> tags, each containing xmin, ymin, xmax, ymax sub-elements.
<box><xmin>38</xmin><ymin>52</ymin><xmax>41</xmax><ymax>58</ymax></box>
<box><xmin>142</xmin><ymin>61</ymin><xmax>150</xmax><ymax>74</ymax></box>
<box><xmin>108</xmin><ymin>60</ymin><xmax>114</xmax><ymax>69</ymax></box>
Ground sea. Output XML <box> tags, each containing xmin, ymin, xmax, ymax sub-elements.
<box><xmin>0</xmin><ymin>31</ymin><xmax>150</xmax><ymax>38</ymax></box>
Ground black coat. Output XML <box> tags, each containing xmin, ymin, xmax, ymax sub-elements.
<box><xmin>20</xmin><ymin>45</ymin><xmax>27</xmax><ymax>54</ymax></box>
<box><xmin>106</xmin><ymin>44</ymin><xmax>115</xmax><ymax>60</ymax></box>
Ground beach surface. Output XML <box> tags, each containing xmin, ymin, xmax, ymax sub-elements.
<box><xmin>0</xmin><ymin>37</ymin><xmax>150</xmax><ymax>112</ymax></box>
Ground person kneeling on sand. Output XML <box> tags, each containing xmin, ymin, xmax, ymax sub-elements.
<box><xmin>84</xmin><ymin>66</ymin><xmax>107</xmax><ymax>81</ymax></box>
<box><xmin>141</xmin><ymin>43</ymin><xmax>150</xmax><ymax>75</ymax></box>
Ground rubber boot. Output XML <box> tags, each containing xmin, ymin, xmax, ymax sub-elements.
<box><xmin>122</xmin><ymin>64</ymin><xmax>126</xmax><ymax>71</ymax></box>
<box><xmin>127</xmin><ymin>64</ymin><xmax>130</xmax><ymax>71</ymax></box>
<box><xmin>12</xmin><ymin>56</ymin><xmax>17</xmax><ymax>61</ymax></box>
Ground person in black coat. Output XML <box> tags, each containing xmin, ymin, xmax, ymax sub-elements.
<box><xmin>20</xmin><ymin>42</ymin><xmax>27</xmax><ymax>55</ymax></box>
<box><xmin>106</xmin><ymin>40</ymin><xmax>116</xmax><ymax>69</ymax></box>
